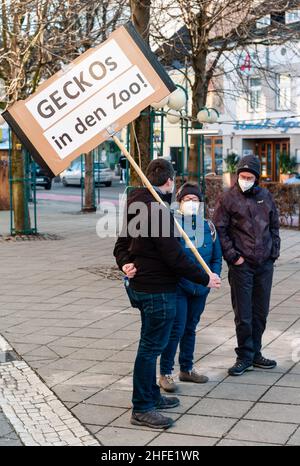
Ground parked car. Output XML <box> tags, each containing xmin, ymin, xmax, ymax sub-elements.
<box><xmin>284</xmin><ymin>174</ymin><xmax>300</xmax><ymax>184</ymax></box>
<box><xmin>31</xmin><ymin>163</ymin><xmax>52</xmax><ymax>190</ymax></box>
<box><xmin>61</xmin><ymin>161</ymin><xmax>113</xmax><ymax>187</ymax></box>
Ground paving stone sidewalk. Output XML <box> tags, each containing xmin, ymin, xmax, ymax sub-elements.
<box><xmin>1</xmin><ymin>204</ymin><xmax>300</xmax><ymax>446</ymax></box>
<box><xmin>0</xmin><ymin>408</ymin><xmax>22</xmax><ymax>446</ymax></box>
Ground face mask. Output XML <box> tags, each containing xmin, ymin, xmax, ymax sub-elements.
<box><xmin>238</xmin><ymin>179</ymin><xmax>255</xmax><ymax>192</ymax></box>
<box><xmin>181</xmin><ymin>200</ymin><xmax>200</xmax><ymax>216</ymax></box>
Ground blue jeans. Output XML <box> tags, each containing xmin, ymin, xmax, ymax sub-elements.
<box><xmin>126</xmin><ymin>286</ymin><xmax>177</xmax><ymax>413</ymax></box>
<box><xmin>160</xmin><ymin>286</ymin><xmax>208</xmax><ymax>375</ymax></box>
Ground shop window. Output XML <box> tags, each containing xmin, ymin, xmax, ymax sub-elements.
<box><xmin>170</xmin><ymin>146</ymin><xmax>184</xmax><ymax>175</ymax></box>
<box><xmin>204</xmin><ymin>137</ymin><xmax>223</xmax><ymax>175</ymax></box>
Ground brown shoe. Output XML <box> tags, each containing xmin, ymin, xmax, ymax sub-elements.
<box><xmin>179</xmin><ymin>369</ymin><xmax>209</xmax><ymax>384</ymax></box>
<box><xmin>159</xmin><ymin>374</ymin><xmax>177</xmax><ymax>392</ymax></box>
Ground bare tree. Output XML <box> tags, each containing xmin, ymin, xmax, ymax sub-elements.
<box><xmin>0</xmin><ymin>0</ymin><xmax>129</xmax><ymax>230</ymax></box>
<box><xmin>0</xmin><ymin>0</ymin><xmax>55</xmax><ymax>232</ymax></box>
<box><xmin>151</xmin><ymin>0</ymin><xmax>300</xmax><ymax>179</ymax></box>
<box><xmin>54</xmin><ymin>1</ymin><xmax>129</xmax><ymax>212</ymax></box>
<box><xmin>129</xmin><ymin>0</ymin><xmax>152</xmax><ymax>186</ymax></box>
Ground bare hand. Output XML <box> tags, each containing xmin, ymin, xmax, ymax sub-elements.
<box><xmin>207</xmin><ymin>273</ymin><xmax>221</xmax><ymax>289</ymax></box>
<box><xmin>234</xmin><ymin>256</ymin><xmax>245</xmax><ymax>266</ymax></box>
<box><xmin>122</xmin><ymin>263</ymin><xmax>137</xmax><ymax>279</ymax></box>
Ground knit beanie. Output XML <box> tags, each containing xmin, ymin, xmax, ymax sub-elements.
<box><xmin>176</xmin><ymin>182</ymin><xmax>203</xmax><ymax>202</ymax></box>
<box><xmin>236</xmin><ymin>155</ymin><xmax>261</xmax><ymax>179</ymax></box>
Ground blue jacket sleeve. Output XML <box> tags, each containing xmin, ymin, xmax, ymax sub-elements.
<box><xmin>210</xmin><ymin>233</ymin><xmax>222</xmax><ymax>276</ymax></box>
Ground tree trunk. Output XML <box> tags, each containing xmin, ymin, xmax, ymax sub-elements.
<box><xmin>188</xmin><ymin>51</ymin><xmax>209</xmax><ymax>182</ymax></box>
<box><xmin>82</xmin><ymin>152</ymin><xmax>96</xmax><ymax>212</ymax></box>
<box><xmin>0</xmin><ymin>151</ymin><xmax>10</xmax><ymax>211</ymax></box>
<box><xmin>11</xmin><ymin>132</ymin><xmax>31</xmax><ymax>233</ymax></box>
<box><xmin>129</xmin><ymin>0</ymin><xmax>151</xmax><ymax>186</ymax></box>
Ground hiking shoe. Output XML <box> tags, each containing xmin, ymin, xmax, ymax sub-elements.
<box><xmin>155</xmin><ymin>396</ymin><xmax>180</xmax><ymax>410</ymax></box>
<box><xmin>228</xmin><ymin>360</ymin><xmax>254</xmax><ymax>376</ymax></box>
<box><xmin>179</xmin><ymin>369</ymin><xmax>209</xmax><ymax>384</ymax></box>
<box><xmin>159</xmin><ymin>374</ymin><xmax>177</xmax><ymax>392</ymax></box>
<box><xmin>253</xmin><ymin>356</ymin><xmax>277</xmax><ymax>369</ymax></box>
<box><xmin>130</xmin><ymin>410</ymin><xmax>174</xmax><ymax>429</ymax></box>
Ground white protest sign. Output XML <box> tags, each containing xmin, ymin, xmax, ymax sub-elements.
<box><xmin>43</xmin><ymin>66</ymin><xmax>154</xmax><ymax>159</ymax></box>
<box><xmin>3</xmin><ymin>22</ymin><xmax>176</xmax><ymax>176</ymax></box>
<box><xmin>26</xmin><ymin>40</ymin><xmax>132</xmax><ymax>130</ymax></box>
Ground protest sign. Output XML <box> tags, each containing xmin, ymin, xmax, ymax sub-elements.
<box><xmin>3</xmin><ymin>22</ymin><xmax>176</xmax><ymax>176</ymax></box>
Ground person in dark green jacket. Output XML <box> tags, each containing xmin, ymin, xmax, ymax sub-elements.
<box><xmin>159</xmin><ymin>182</ymin><xmax>222</xmax><ymax>392</ymax></box>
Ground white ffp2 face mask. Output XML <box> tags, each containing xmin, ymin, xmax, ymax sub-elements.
<box><xmin>181</xmin><ymin>200</ymin><xmax>200</xmax><ymax>216</ymax></box>
<box><xmin>238</xmin><ymin>179</ymin><xmax>255</xmax><ymax>192</ymax></box>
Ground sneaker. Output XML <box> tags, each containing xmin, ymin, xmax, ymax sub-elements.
<box><xmin>228</xmin><ymin>360</ymin><xmax>254</xmax><ymax>376</ymax></box>
<box><xmin>179</xmin><ymin>369</ymin><xmax>209</xmax><ymax>384</ymax></box>
<box><xmin>253</xmin><ymin>356</ymin><xmax>277</xmax><ymax>369</ymax></box>
<box><xmin>155</xmin><ymin>395</ymin><xmax>180</xmax><ymax>410</ymax></box>
<box><xmin>130</xmin><ymin>410</ymin><xmax>174</xmax><ymax>429</ymax></box>
<box><xmin>159</xmin><ymin>374</ymin><xmax>177</xmax><ymax>392</ymax></box>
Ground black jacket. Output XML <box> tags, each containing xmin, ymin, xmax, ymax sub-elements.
<box><xmin>113</xmin><ymin>188</ymin><xmax>210</xmax><ymax>292</ymax></box>
<box><xmin>213</xmin><ymin>183</ymin><xmax>280</xmax><ymax>266</ymax></box>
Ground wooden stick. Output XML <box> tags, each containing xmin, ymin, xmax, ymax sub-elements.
<box><xmin>112</xmin><ymin>135</ymin><xmax>212</xmax><ymax>276</ymax></box>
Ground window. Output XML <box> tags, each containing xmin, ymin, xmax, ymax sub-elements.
<box><xmin>248</xmin><ymin>77</ymin><xmax>262</xmax><ymax>111</ymax></box>
<box><xmin>275</xmin><ymin>74</ymin><xmax>291</xmax><ymax>110</ymax></box>
<box><xmin>271</xmin><ymin>12</ymin><xmax>285</xmax><ymax>24</ymax></box>
<box><xmin>204</xmin><ymin>137</ymin><xmax>223</xmax><ymax>175</ymax></box>
<box><xmin>170</xmin><ymin>147</ymin><xmax>183</xmax><ymax>174</ymax></box>
<box><xmin>256</xmin><ymin>15</ymin><xmax>271</xmax><ymax>28</ymax></box>
<box><xmin>286</xmin><ymin>10</ymin><xmax>300</xmax><ymax>24</ymax></box>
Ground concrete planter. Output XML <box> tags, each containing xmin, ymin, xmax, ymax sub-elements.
<box><xmin>280</xmin><ymin>173</ymin><xmax>293</xmax><ymax>183</ymax></box>
<box><xmin>223</xmin><ymin>172</ymin><xmax>237</xmax><ymax>189</ymax></box>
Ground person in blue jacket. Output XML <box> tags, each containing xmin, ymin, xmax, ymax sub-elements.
<box><xmin>159</xmin><ymin>182</ymin><xmax>223</xmax><ymax>392</ymax></box>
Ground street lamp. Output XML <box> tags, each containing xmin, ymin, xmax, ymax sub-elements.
<box><xmin>149</xmin><ymin>85</ymin><xmax>188</xmax><ymax>163</ymax></box>
<box><xmin>167</xmin><ymin>88</ymin><xmax>187</xmax><ymax>111</ymax></box>
<box><xmin>151</xmin><ymin>96</ymin><xmax>169</xmax><ymax>109</ymax></box>
<box><xmin>197</xmin><ymin>107</ymin><xmax>220</xmax><ymax>124</ymax></box>
<box><xmin>166</xmin><ymin>109</ymin><xmax>181</xmax><ymax>124</ymax></box>
<box><xmin>194</xmin><ymin>106</ymin><xmax>220</xmax><ymax>192</ymax></box>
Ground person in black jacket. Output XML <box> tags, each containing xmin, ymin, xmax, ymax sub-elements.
<box><xmin>114</xmin><ymin>158</ymin><xmax>221</xmax><ymax>429</ymax></box>
<box><xmin>119</xmin><ymin>155</ymin><xmax>128</xmax><ymax>184</ymax></box>
<box><xmin>213</xmin><ymin>155</ymin><xmax>280</xmax><ymax>376</ymax></box>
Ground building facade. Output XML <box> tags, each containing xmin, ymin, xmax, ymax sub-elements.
<box><xmin>158</xmin><ymin>10</ymin><xmax>300</xmax><ymax>181</ymax></box>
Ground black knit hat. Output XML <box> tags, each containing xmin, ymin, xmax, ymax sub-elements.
<box><xmin>176</xmin><ymin>182</ymin><xmax>203</xmax><ymax>202</ymax></box>
<box><xmin>237</xmin><ymin>155</ymin><xmax>261</xmax><ymax>178</ymax></box>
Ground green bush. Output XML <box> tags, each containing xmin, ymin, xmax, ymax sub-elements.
<box><xmin>279</xmin><ymin>153</ymin><xmax>297</xmax><ymax>174</ymax></box>
<box><xmin>224</xmin><ymin>152</ymin><xmax>240</xmax><ymax>174</ymax></box>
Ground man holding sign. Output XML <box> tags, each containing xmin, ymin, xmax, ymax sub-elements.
<box><xmin>114</xmin><ymin>158</ymin><xmax>221</xmax><ymax>429</ymax></box>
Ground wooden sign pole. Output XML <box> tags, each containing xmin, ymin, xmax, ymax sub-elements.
<box><xmin>112</xmin><ymin>135</ymin><xmax>212</xmax><ymax>276</ymax></box>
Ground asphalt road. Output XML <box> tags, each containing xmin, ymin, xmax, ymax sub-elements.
<box><xmin>35</xmin><ymin>179</ymin><xmax>126</xmax><ymax>209</ymax></box>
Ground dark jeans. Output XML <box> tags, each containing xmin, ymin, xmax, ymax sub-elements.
<box><xmin>126</xmin><ymin>286</ymin><xmax>177</xmax><ymax>413</ymax></box>
<box><xmin>228</xmin><ymin>258</ymin><xmax>274</xmax><ymax>363</ymax></box>
<box><xmin>160</xmin><ymin>286</ymin><xmax>208</xmax><ymax>375</ymax></box>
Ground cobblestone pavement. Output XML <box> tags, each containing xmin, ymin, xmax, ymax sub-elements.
<box><xmin>0</xmin><ymin>336</ymin><xmax>98</xmax><ymax>446</ymax></box>
<box><xmin>0</xmin><ymin>204</ymin><xmax>300</xmax><ymax>446</ymax></box>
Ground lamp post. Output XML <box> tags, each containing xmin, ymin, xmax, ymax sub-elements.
<box><xmin>151</xmin><ymin>85</ymin><xmax>188</xmax><ymax>182</ymax></box>
<box><xmin>157</xmin><ymin>97</ymin><xmax>220</xmax><ymax>191</ymax></box>
<box><xmin>195</xmin><ymin>107</ymin><xmax>220</xmax><ymax>193</ymax></box>
<box><xmin>150</xmin><ymin>92</ymin><xmax>220</xmax><ymax>193</ymax></box>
